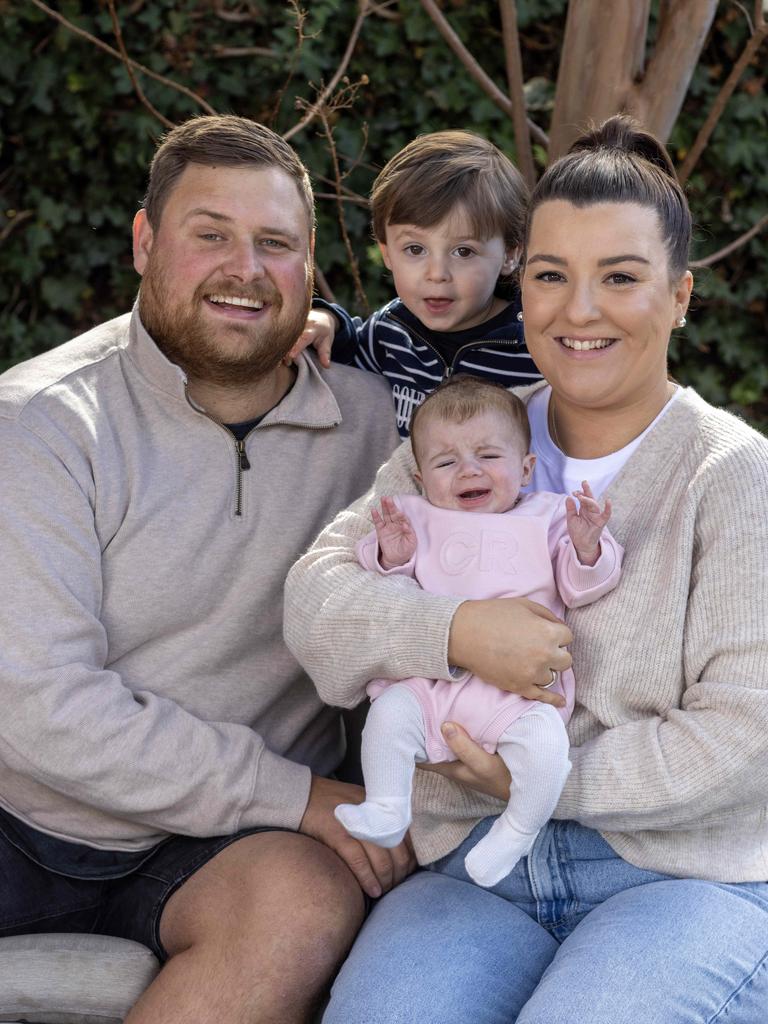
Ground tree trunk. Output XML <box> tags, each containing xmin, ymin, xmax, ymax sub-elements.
<box><xmin>549</xmin><ymin>0</ymin><xmax>716</xmax><ymax>160</ymax></box>
<box><xmin>549</xmin><ymin>0</ymin><xmax>651</xmax><ymax>159</ymax></box>
<box><xmin>631</xmin><ymin>0</ymin><xmax>717</xmax><ymax>143</ymax></box>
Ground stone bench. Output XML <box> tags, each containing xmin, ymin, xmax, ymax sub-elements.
<box><xmin>0</xmin><ymin>934</ymin><xmax>159</xmax><ymax>1024</ymax></box>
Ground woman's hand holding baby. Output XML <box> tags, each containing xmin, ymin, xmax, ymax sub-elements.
<box><xmin>419</xmin><ymin>721</ymin><xmax>512</xmax><ymax>801</ymax></box>
<box><xmin>448</xmin><ymin>598</ymin><xmax>571</xmax><ymax>707</ymax></box>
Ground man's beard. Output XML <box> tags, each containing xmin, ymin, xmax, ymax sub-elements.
<box><xmin>138</xmin><ymin>253</ymin><xmax>313</xmax><ymax>388</ymax></box>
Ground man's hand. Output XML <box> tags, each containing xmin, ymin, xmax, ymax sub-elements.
<box><xmin>566</xmin><ymin>480</ymin><xmax>612</xmax><ymax>567</ymax></box>
<box><xmin>418</xmin><ymin>721</ymin><xmax>511</xmax><ymax>801</ymax></box>
<box><xmin>371</xmin><ymin>497</ymin><xmax>417</xmax><ymax>570</ymax></box>
<box><xmin>285</xmin><ymin>309</ymin><xmax>337</xmax><ymax>368</ymax></box>
<box><xmin>299</xmin><ymin>775</ymin><xmax>415</xmax><ymax>898</ymax></box>
<box><xmin>448</xmin><ymin>598</ymin><xmax>572</xmax><ymax>707</ymax></box>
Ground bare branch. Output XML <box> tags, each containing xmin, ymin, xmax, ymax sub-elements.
<box><xmin>28</xmin><ymin>0</ymin><xmax>216</xmax><ymax>115</ymax></box>
<box><xmin>0</xmin><ymin>210</ymin><xmax>34</xmax><ymax>246</ymax></box>
<box><xmin>731</xmin><ymin>1</ymin><xmax>755</xmax><ymax>35</ymax></box>
<box><xmin>418</xmin><ymin>0</ymin><xmax>548</xmax><ymax>152</ymax></box>
<box><xmin>211</xmin><ymin>46</ymin><xmax>280</xmax><ymax>59</ymax></box>
<box><xmin>107</xmin><ymin>0</ymin><xmax>174</xmax><ymax>129</ymax></box>
<box><xmin>419</xmin><ymin>0</ymin><xmax>514</xmax><ymax>116</ymax></box>
<box><xmin>689</xmin><ymin>213</ymin><xmax>768</xmax><ymax>268</ymax></box>
<box><xmin>527</xmin><ymin>119</ymin><xmax>549</xmax><ymax>150</ymax></box>
<box><xmin>370</xmin><ymin>0</ymin><xmax>401</xmax><ymax>19</ymax></box>
<box><xmin>313</xmin><ymin>263</ymin><xmax>337</xmax><ymax>303</ymax></box>
<box><xmin>313</xmin><ymin>172</ymin><xmax>370</xmax><ymax>203</ymax></box>
<box><xmin>283</xmin><ymin>2</ymin><xmax>371</xmax><ymax>142</ymax></box>
<box><xmin>212</xmin><ymin>0</ymin><xmax>261</xmax><ymax>22</ymax></box>
<box><xmin>268</xmin><ymin>0</ymin><xmax>311</xmax><ymax>129</ymax></box>
<box><xmin>314</xmin><ymin>191</ymin><xmax>370</xmax><ymax>206</ymax></box>
<box><xmin>316</xmin><ymin>103</ymin><xmax>370</xmax><ymax>315</ymax></box>
<box><xmin>678</xmin><ymin>9</ymin><xmax>767</xmax><ymax>184</ymax></box>
<box><xmin>498</xmin><ymin>0</ymin><xmax>536</xmax><ymax>187</ymax></box>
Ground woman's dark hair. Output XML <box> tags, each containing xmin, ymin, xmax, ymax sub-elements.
<box><xmin>525</xmin><ymin>115</ymin><xmax>691</xmax><ymax>278</ymax></box>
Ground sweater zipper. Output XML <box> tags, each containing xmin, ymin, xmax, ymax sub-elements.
<box><xmin>446</xmin><ymin>339</ymin><xmax>522</xmax><ymax>378</ymax></box>
<box><xmin>233</xmin><ymin>436</ymin><xmax>251</xmax><ymax>517</ymax></box>
<box><xmin>389</xmin><ymin>315</ymin><xmax>522</xmax><ymax>381</ymax></box>
<box><xmin>183</xmin><ymin>385</ymin><xmax>256</xmax><ymax>518</ymax></box>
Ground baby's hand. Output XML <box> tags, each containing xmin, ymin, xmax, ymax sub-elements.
<box><xmin>285</xmin><ymin>309</ymin><xmax>338</xmax><ymax>368</ymax></box>
<box><xmin>565</xmin><ymin>481</ymin><xmax>612</xmax><ymax>567</ymax></box>
<box><xmin>372</xmin><ymin>497</ymin><xmax>417</xmax><ymax>570</ymax></box>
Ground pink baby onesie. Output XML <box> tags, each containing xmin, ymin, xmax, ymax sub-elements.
<box><xmin>356</xmin><ymin>492</ymin><xmax>623</xmax><ymax>762</ymax></box>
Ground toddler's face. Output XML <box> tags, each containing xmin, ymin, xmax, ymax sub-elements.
<box><xmin>379</xmin><ymin>205</ymin><xmax>516</xmax><ymax>333</ymax></box>
<box><xmin>414</xmin><ymin>410</ymin><xmax>535</xmax><ymax>514</ymax></box>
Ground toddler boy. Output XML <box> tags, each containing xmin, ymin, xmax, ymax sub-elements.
<box><xmin>292</xmin><ymin>132</ymin><xmax>541</xmax><ymax>436</ymax></box>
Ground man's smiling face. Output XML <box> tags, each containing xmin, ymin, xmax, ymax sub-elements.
<box><xmin>133</xmin><ymin>162</ymin><xmax>314</xmax><ymax>387</ymax></box>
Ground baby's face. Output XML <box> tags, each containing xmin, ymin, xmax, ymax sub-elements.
<box><xmin>414</xmin><ymin>410</ymin><xmax>535</xmax><ymax>514</ymax></box>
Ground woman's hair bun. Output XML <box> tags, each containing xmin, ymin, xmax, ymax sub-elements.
<box><xmin>525</xmin><ymin>113</ymin><xmax>691</xmax><ymax>277</ymax></box>
<box><xmin>570</xmin><ymin>113</ymin><xmax>678</xmax><ymax>182</ymax></box>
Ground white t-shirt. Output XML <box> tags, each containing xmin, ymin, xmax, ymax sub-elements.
<box><xmin>525</xmin><ymin>385</ymin><xmax>681</xmax><ymax>497</ymax></box>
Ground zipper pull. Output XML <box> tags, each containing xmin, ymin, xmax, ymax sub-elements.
<box><xmin>236</xmin><ymin>440</ymin><xmax>251</xmax><ymax>471</ymax></box>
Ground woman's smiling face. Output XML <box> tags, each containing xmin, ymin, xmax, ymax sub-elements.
<box><xmin>521</xmin><ymin>200</ymin><xmax>692</xmax><ymax>416</ymax></box>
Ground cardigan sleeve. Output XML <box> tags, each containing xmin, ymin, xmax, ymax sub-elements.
<box><xmin>284</xmin><ymin>443</ymin><xmax>462</xmax><ymax>708</ymax></box>
<box><xmin>556</xmin><ymin>435</ymin><xmax>768</xmax><ymax>830</ymax></box>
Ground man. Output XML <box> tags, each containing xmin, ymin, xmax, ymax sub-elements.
<box><xmin>0</xmin><ymin>115</ymin><xmax>407</xmax><ymax>1023</ymax></box>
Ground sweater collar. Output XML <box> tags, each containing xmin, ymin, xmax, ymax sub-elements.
<box><xmin>125</xmin><ymin>305</ymin><xmax>342</xmax><ymax>429</ymax></box>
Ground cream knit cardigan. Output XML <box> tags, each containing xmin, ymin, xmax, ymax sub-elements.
<box><xmin>285</xmin><ymin>385</ymin><xmax>768</xmax><ymax>881</ymax></box>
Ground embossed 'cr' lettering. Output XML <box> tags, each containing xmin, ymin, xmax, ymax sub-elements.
<box><xmin>440</xmin><ymin>532</ymin><xmax>477</xmax><ymax>574</ymax></box>
<box><xmin>480</xmin><ymin>530</ymin><xmax>519</xmax><ymax>573</ymax></box>
<box><xmin>439</xmin><ymin>529</ymin><xmax>520</xmax><ymax>575</ymax></box>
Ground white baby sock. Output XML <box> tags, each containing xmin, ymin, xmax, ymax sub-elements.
<box><xmin>464</xmin><ymin>703</ymin><xmax>571</xmax><ymax>888</ymax></box>
<box><xmin>463</xmin><ymin>812</ymin><xmax>539</xmax><ymax>888</ymax></box>
<box><xmin>334</xmin><ymin>684</ymin><xmax>427</xmax><ymax>847</ymax></box>
<box><xmin>334</xmin><ymin>797</ymin><xmax>412</xmax><ymax>848</ymax></box>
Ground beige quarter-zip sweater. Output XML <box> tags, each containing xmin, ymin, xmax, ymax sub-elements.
<box><xmin>0</xmin><ymin>310</ymin><xmax>398</xmax><ymax>849</ymax></box>
<box><xmin>285</xmin><ymin>384</ymin><xmax>768</xmax><ymax>881</ymax></box>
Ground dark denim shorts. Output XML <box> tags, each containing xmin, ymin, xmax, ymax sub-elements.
<box><xmin>0</xmin><ymin>806</ymin><xmax>285</xmax><ymax>961</ymax></box>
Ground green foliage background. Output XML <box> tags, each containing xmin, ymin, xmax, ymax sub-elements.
<box><xmin>1</xmin><ymin>0</ymin><xmax>766</xmax><ymax>427</ymax></box>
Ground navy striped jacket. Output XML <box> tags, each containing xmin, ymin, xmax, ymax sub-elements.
<box><xmin>317</xmin><ymin>295</ymin><xmax>542</xmax><ymax>437</ymax></box>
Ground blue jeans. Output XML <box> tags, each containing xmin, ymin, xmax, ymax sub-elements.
<box><xmin>323</xmin><ymin>819</ymin><xmax>768</xmax><ymax>1023</ymax></box>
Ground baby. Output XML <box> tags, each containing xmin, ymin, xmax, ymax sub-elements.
<box><xmin>334</xmin><ymin>376</ymin><xmax>623</xmax><ymax>887</ymax></box>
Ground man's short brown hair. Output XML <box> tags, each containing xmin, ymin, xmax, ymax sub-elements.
<box><xmin>410</xmin><ymin>375</ymin><xmax>531</xmax><ymax>465</ymax></box>
<box><xmin>371</xmin><ymin>131</ymin><xmax>528</xmax><ymax>250</ymax></box>
<box><xmin>143</xmin><ymin>114</ymin><xmax>314</xmax><ymax>228</ymax></box>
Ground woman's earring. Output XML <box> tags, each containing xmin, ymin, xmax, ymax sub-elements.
<box><xmin>676</xmin><ymin>315</ymin><xmax>687</xmax><ymax>328</ymax></box>
<box><xmin>516</xmin><ymin>311</ymin><xmax>524</xmax><ymax>322</ymax></box>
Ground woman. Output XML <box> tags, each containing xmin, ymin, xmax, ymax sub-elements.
<box><xmin>284</xmin><ymin>117</ymin><xmax>768</xmax><ymax>1023</ymax></box>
